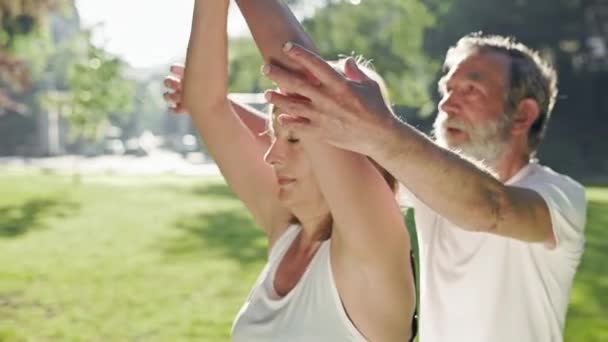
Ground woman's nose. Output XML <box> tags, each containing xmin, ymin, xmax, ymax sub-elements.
<box><xmin>263</xmin><ymin>141</ymin><xmax>283</xmax><ymax>166</ymax></box>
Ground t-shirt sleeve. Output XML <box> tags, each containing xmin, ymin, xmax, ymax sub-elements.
<box><xmin>518</xmin><ymin>172</ymin><xmax>587</xmax><ymax>252</ymax></box>
<box><xmin>398</xmin><ymin>184</ymin><xmax>418</xmax><ymax>208</ymax></box>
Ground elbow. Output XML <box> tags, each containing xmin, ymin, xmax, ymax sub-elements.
<box><xmin>459</xmin><ymin>182</ymin><xmax>510</xmax><ymax>234</ymax></box>
<box><xmin>476</xmin><ymin>183</ymin><xmax>511</xmax><ymax>233</ymax></box>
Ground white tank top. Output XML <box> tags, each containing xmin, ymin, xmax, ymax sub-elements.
<box><xmin>231</xmin><ymin>224</ymin><xmax>368</xmax><ymax>341</ymax></box>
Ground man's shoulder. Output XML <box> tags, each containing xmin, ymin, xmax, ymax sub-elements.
<box><xmin>517</xmin><ymin>162</ymin><xmax>587</xmax><ymax>240</ymax></box>
<box><xmin>516</xmin><ymin>162</ymin><xmax>585</xmax><ymax>197</ymax></box>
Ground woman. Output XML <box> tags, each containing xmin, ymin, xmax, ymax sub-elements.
<box><xmin>164</xmin><ymin>1</ymin><xmax>416</xmax><ymax>340</ymax></box>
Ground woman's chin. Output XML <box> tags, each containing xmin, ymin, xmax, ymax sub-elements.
<box><xmin>278</xmin><ymin>188</ymin><xmax>296</xmax><ymax>205</ymax></box>
<box><xmin>278</xmin><ymin>189</ymin><xmax>311</xmax><ymax>212</ymax></box>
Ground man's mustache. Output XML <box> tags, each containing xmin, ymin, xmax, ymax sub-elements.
<box><xmin>435</xmin><ymin>112</ymin><xmax>471</xmax><ymax>133</ymax></box>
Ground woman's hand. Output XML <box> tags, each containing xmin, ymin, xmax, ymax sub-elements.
<box><xmin>163</xmin><ymin>63</ymin><xmax>186</xmax><ymax>114</ymax></box>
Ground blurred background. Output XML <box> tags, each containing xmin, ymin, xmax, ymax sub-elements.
<box><xmin>0</xmin><ymin>0</ymin><xmax>606</xmax><ymax>341</ymax></box>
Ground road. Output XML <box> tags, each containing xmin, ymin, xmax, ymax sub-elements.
<box><xmin>0</xmin><ymin>150</ymin><xmax>221</xmax><ymax>177</ymax></box>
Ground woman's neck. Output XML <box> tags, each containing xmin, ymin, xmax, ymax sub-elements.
<box><xmin>294</xmin><ymin>211</ymin><xmax>332</xmax><ymax>245</ymax></box>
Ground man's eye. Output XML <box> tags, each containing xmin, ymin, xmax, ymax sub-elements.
<box><xmin>287</xmin><ymin>137</ymin><xmax>299</xmax><ymax>144</ymax></box>
<box><xmin>465</xmin><ymin>84</ymin><xmax>479</xmax><ymax>94</ymax></box>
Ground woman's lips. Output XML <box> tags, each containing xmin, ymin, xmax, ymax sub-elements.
<box><xmin>277</xmin><ymin>177</ymin><xmax>296</xmax><ymax>186</ymax></box>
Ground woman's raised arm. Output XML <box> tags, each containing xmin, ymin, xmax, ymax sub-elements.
<box><xmin>182</xmin><ymin>0</ymin><xmax>290</xmax><ymax>236</ymax></box>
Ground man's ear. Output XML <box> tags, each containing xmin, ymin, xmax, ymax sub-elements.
<box><xmin>511</xmin><ymin>98</ymin><xmax>540</xmax><ymax>136</ymax></box>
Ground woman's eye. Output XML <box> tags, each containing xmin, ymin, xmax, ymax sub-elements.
<box><xmin>287</xmin><ymin>137</ymin><xmax>299</xmax><ymax>144</ymax></box>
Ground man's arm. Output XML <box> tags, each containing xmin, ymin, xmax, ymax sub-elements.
<box><xmin>265</xmin><ymin>44</ymin><xmax>555</xmax><ymax>245</ymax></box>
<box><xmin>228</xmin><ymin>99</ymin><xmax>271</xmax><ymax>145</ymax></box>
<box><xmin>373</xmin><ymin>119</ymin><xmax>554</xmax><ymax>245</ymax></box>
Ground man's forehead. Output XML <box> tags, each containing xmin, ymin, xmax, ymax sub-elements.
<box><xmin>445</xmin><ymin>51</ymin><xmax>508</xmax><ymax>82</ymax></box>
<box><xmin>465</xmin><ymin>70</ymin><xmax>485</xmax><ymax>81</ymax></box>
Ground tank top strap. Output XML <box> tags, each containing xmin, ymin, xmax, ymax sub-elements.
<box><xmin>268</xmin><ymin>224</ymin><xmax>301</xmax><ymax>264</ymax></box>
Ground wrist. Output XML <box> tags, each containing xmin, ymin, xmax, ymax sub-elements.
<box><xmin>361</xmin><ymin>110</ymin><xmax>404</xmax><ymax>158</ymax></box>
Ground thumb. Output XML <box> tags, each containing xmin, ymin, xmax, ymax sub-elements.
<box><xmin>343</xmin><ymin>57</ymin><xmax>368</xmax><ymax>83</ymax></box>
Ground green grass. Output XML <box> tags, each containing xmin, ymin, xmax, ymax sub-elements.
<box><xmin>0</xmin><ymin>171</ymin><xmax>606</xmax><ymax>341</ymax></box>
<box><xmin>0</xmin><ymin>171</ymin><xmax>265</xmax><ymax>341</ymax></box>
<box><xmin>564</xmin><ymin>187</ymin><xmax>608</xmax><ymax>342</ymax></box>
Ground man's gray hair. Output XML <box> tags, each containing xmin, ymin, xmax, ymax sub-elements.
<box><xmin>444</xmin><ymin>33</ymin><xmax>558</xmax><ymax>155</ymax></box>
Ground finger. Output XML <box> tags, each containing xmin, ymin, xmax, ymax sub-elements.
<box><xmin>277</xmin><ymin>113</ymin><xmax>311</xmax><ymax>125</ymax></box>
<box><xmin>169</xmin><ymin>103</ymin><xmax>185</xmax><ymax>114</ymax></box>
<box><xmin>163</xmin><ymin>91</ymin><xmax>181</xmax><ymax>104</ymax></box>
<box><xmin>282</xmin><ymin>42</ymin><xmax>347</xmax><ymax>91</ymax></box>
<box><xmin>262</xmin><ymin>64</ymin><xmax>328</xmax><ymax>104</ymax></box>
<box><xmin>164</xmin><ymin>76</ymin><xmax>182</xmax><ymax>90</ymax></box>
<box><xmin>175</xmin><ymin>102</ymin><xmax>186</xmax><ymax>113</ymax></box>
<box><xmin>264</xmin><ymin>90</ymin><xmax>318</xmax><ymax>122</ymax></box>
<box><xmin>343</xmin><ymin>57</ymin><xmax>370</xmax><ymax>83</ymax></box>
<box><xmin>170</xmin><ymin>63</ymin><xmax>185</xmax><ymax>76</ymax></box>
<box><xmin>168</xmin><ymin>99</ymin><xmax>186</xmax><ymax>112</ymax></box>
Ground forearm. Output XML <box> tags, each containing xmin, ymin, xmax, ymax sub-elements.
<box><xmin>235</xmin><ymin>0</ymin><xmax>318</xmax><ymax>68</ymax></box>
<box><xmin>183</xmin><ymin>0</ymin><xmax>230</xmax><ymax>113</ymax></box>
<box><xmin>373</xmin><ymin>119</ymin><xmax>507</xmax><ymax>232</ymax></box>
<box><xmin>228</xmin><ymin>99</ymin><xmax>270</xmax><ymax>139</ymax></box>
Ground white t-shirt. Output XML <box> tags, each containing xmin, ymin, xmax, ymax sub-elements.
<box><xmin>402</xmin><ymin>161</ymin><xmax>586</xmax><ymax>342</ymax></box>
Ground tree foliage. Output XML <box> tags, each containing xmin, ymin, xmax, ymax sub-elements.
<box><xmin>226</xmin><ymin>0</ymin><xmax>439</xmax><ymax>114</ymax></box>
<box><xmin>424</xmin><ymin>0</ymin><xmax>608</xmax><ymax>177</ymax></box>
<box><xmin>0</xmin><ymin>0</ymin><xmax>70</xmax><ymax>111</ymax></box>
<box><xmin>302</xmin><ymin>0</ymin><xmax>439</xmax><ymax>113</ymax></box>
<box><xmin>1</xmin><ymin>1</ymin><xmax>136</xmax><ymax>145</ymax></box>
<box><xmin>40</xmin><ymin>35</ymin><xmax>135</xmax><ymax>141</ymax></box>
<box><xmin>227</xmin><ymin>37</ymin><xmax>274</xmax><ymax>94</ymax></box>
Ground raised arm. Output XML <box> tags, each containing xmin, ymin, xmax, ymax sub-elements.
<box><xmin>236</xmin><ymin>1</ymin><xmax>415</xmax><ymax>339</ymax></box>
<box><xmin>182</xmin><ymin>0</ymin><xmax>289</xmax><ymax>235</ymax></box>
<box><xmin>235</xmin><ymin>0</ymin><xmax>316</xmax><ymax>72</ymax></box>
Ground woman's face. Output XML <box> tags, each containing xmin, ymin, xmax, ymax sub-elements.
<box><xmin>263</xmin><ymin>113</ymin><xmax>326</xmax><ymax>212</ymax></box>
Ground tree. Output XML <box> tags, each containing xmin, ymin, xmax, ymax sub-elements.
<box><xmin>40</xmin><ymin>35</ymin><xmax>135</xmax><ymax>142</ymax></box>
<box><xmin>228</xmin><ymin>37</ymin><xmax>274</xmax><ymax>94</ymax></box>
<box><xmin>0</xmin><ymin>0</ymin><xmax>70</xmax><ymax>112</ymax></box>
<box><xmin>423</xmin><ymin>0</ymin><xmax>608</xmax><ymax>178</ymax></box>
<box><xmin>225</xmin><ymin>0</ymin><xmax>439</xmax><ymax>115</ymax></box>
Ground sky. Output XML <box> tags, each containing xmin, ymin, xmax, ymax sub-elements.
<box><xmin>75</xmin><ymin>0</ymin><xmax>251</xmax><ymax>69</ymax></box>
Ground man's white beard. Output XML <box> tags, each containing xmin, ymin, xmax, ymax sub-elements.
<box><xmin>432</xmin><ymin>111</ymin><xmax>513</xmax><ymax>167</ymax></box>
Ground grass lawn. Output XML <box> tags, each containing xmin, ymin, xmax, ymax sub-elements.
<box><xmin>0</xmin><ymin>171</ymin><xmax>606</xmax><ymax>341</ymax></box>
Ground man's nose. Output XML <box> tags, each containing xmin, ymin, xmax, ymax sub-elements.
<box><xmin>438</xmin><ymin>92</ymin><xmax>460</xmax><ymax>117</ymax></box>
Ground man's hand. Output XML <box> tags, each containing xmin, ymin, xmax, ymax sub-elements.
<box><xmin>163</xmin><ymin>63</ymin><xmax>186</xmax><ymax>114</ymax></box>
<box><xmin>262</xmin><ymin>42</ymin><xmax>398</xmax><ymax>155</ymax></box>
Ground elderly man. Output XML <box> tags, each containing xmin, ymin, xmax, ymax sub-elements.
<box><xmin>164</xmin><ymin>2</ymin><xmax>586</xmax><ymax>341</ymax></box>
